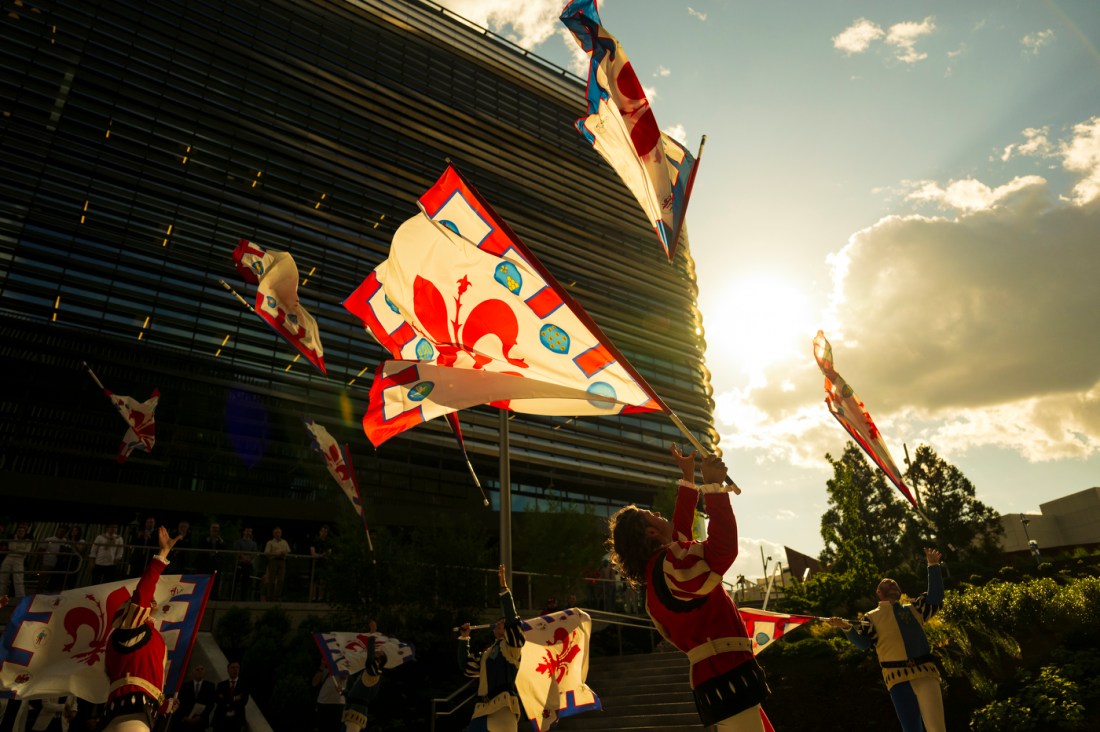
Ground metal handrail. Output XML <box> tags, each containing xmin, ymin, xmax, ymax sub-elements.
<box><xmin>429</xmin><ymin>679</ymin><xmax>476</xmax><ymax>732</ymax></box>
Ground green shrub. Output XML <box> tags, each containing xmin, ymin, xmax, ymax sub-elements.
<box><xmin>970</xmin><ymin>666</ymin><xmax>1084</xmax><ymax>731</ymax></box>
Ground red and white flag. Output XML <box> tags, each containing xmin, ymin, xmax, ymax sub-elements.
<box><xmin>107</xmin><ymin>388</ymin><xmax>159</xmax><ymax>463</ymax></box>
<box><xmin>232</xmin><ymin>239</ymin><xmax>326</xmax><ymax>373</ymax></box>
<box><xmin>517</xmin><ymin>609</ymin><xmax>601</xmax><ymax>731</ymax></box>
<box><xmin>313</xmin><ymin>631</ymin><xmax>416</xmax><ymax>676</ymax></box>
<box><xmin>739</xmin><ymin>608</ymin><xmax>815</xmax><ymax>655</ymax></box>
<box><xmin>303</xmin><ymin>419</ymin><xmax>368</xmax><ymax>535</ymax></box>
<box><xmin>344</xmin><ymin>165</ymin><xmax>667</xmax><ymax>446</ymax></box>
<box><xmin>561</xmin><ymin>0</ymin><xmax>701</xmax><ymax>261</ymax></box>
<box><xmin>0</xmin><ymin>574</ymin><xmax>212</xmax><ymax>701</ymax></box>
<box><xmin>813</xmin><ymin>331</ymin><xmax>923</xmax><ymax>512</ymax></box>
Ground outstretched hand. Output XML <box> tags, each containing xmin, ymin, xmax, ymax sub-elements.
<box><xmin>700</xmin><ymin>454</ymin><xmax>728</xmax><ymax>485</ymax></box>
<box><xmin>158</xmin><ymin>526</ymin><xmax>182</xmax><ymax>557</ymax></box>
<box><xmin>826</xmin><ymin>616</ymin><xmax>852</xmax><ymax>630</ymax></box>
<box><xmin>497</xmin><ymin>564</ymin><xmax>509</xmax><ymax>592</ymax></box>
<box><xmin>670</xmin><ymin>444</ymin><xmax>697</xmax><ymax>482</ymax></box>
<box><xmin>925</xmin><ymin>547</ymin><xmax>942</xmax><ymax>566</ymax></box>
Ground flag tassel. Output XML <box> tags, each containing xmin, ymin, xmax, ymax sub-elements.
<box><xmin>667</xmin><ymin>412</ymin><xmax>741</xmax><ymax>494</ymax></box>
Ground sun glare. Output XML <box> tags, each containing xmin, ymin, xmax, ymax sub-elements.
<box><xmin>701</xmin><ymin>276</ymin><xmax>814</xmax><ymax>385</ymax></box>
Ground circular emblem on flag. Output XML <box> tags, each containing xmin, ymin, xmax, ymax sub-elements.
<box><xmin>266</xmin><ymin>295</ymin><xmax>278</xmax><ymax>309</ymax></box>
<box><xmin>840</xmin><ymin>384</ymin><xmax>854</xmax><ymax>398</ymax></box>
<box><xmin>251</xmin><ymin>261</ymin><xmax>265</xmax><ymax>276</ymax></box>
<box><xmin>408</xmin><ymin>382</ymin><xmax>434</xmax><ymax>401</ymax></box>
<box><xmin>755</xmin><ymin>631</ymin><xmax>771</xmax><ymax>646</ymax></box>
<box><xmin>586</xmin><ymin>382</ymin><xmax>616</xmax><ymax>409</ymax></box>
<box><xmin>415</xmin><ymin>338</ymin><xmax>435</xmax><ymax>360</ymax></box>
<box><xmin>33</xmin><ymin>629</ymin><xmax>49</xmax><ymax>647</ymax></box>
<box><xmin>439</xmin><ymin>219</ymin><xmax>461</xmax><ymax>235</ymax></box>
<box><xmin>384</xmin><ymin>295</ymin><xmax>401</xmax><ymax>314</ymax></box>
<box><xmin>539</xmin><ymin>324</ymin><xmax>570</xmax><ymax>354</ymax></box>
<box><xmin>494</xmin><ymin>262</ymin><xmax>522</xmax><ymax>294</ymax></box>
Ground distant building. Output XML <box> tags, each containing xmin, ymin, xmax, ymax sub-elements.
<box><xmin>1000</xmin><ymin>487</ymin><xmax>1100</xmax><ymax>554</ymax></box>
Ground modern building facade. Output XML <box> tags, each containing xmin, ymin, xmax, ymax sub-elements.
<box><xmin>0</xmin><ymin>0</ymin><xmax>716</xmax><ymax>539</ymax></box>
<box><xmin>1000</xmin><ymin>487</ymin><xmax>1100</xmax><ymax>555</ymax></box>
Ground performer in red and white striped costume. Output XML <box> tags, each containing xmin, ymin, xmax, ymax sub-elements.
<box><xmin>103</xmin><ymin>526</ymin><xmax>181</xmax><ymax>732</ymax></box>
<box><xmin>608</xmin><ymin>446</ymin><xmax>770</xmax><ymax>731</ymax></box>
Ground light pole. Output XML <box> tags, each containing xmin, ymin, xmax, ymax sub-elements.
<box><xmin>1020</xmin><ymin>514</ymin><xmax>1041</xmax><ymax>567</ymax></box>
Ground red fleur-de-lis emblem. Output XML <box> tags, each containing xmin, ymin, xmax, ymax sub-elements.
<box><xmin>412</xmin><ymin>275</ymin><xmax>528</xmax><ymax>371</ymax></box>
<box><xmin>62</xmin><ymin>586</ymin><xmax>131</xmax><ymax>666</ymax></box>
<box><xmin>325</xmin><ymin>444</ymin><xmax>350</xmax><ymax>482</ymax></box>
<box><xmin>535</xmin><ymin>627</ymin><xmax>581</xmax><ymax>684</ymax></box>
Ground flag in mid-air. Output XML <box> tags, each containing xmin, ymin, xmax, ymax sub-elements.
<box><xmin>0</xmin><ymin>573</ymin><xmax>212</xmax><ymax>701</ymax></box>
<box><xmin>516</xmin><ymin>608</ymin><xmax>601</xmax><ymax>731</ymax></box>
<box><xmin>303</xmin><ymin>420</ymin><xmax>369</xmax><ymax>534</ymax></box>
<box><xmin>813</xmin><ymin>330</ymin><xmax>920</xmax><ymax>510</ymax></box>
<box><xmin>232</xmin><ymin>239</ymin><xmax>326</xmax><ymax>373</ymax></box>
<box><xmin>344</xmin><ymin>165</ymin><xmax>667</xmax><ymax>446</ymax></box>
<box><xmin>740</xmin><ymin>608</ymin><xmax>815</xmax><ymax>655</ymax></box>
<box><xmin>313</xmin><ymin>631</ymin><xmax>416</xmax><ymax>676</ymax></box>
<box><xmin>561</xmin><ymin>0</ymin><xmax>701</xmax><ymax>261</ymax></box>
<box><xmin>107</xmin><ymin>388</ymin><xmax>159</xmax><ymax>463</ymax></box>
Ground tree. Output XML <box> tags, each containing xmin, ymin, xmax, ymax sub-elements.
<box><xmin>820</xmin><ymin>442</ymin><xmax>909</xmax><ymax>574</ymax></box>
<box><xmin>903</xmin><ymin>444</ymin><xmax>1004</xmax><ymax>574</ymax></box>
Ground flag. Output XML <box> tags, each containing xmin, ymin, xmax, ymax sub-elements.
<box><xmin>303</xmin><ymin>420</ymin><xmax>368</xmax><ymax>534</ymax></box>
<box><xmin>344</xmin><ymin>165</ymin><xmax>666</xmax><ymax>446</ymax></box>
<box><xmin>313</xmin><ymin>631</ymin><xmax>415</xmax><ymax>677</ymax></box>
<box><xmin>232</xmin><ymin>239</ymin><xmax>326</xmax><ymax>373</ymax></box>
<box><xmin>517</xmin><ymin>608</ymin><xmax>601</xmax><ymax>731</ymax></box>
<box><xmin>0</xmin><ymin>574</ymin><xmax>212</xmax><ymax>701</ymax></box>
<box><xmin>561</xmin><ymin>0</ymin><xmax>700</xmax><ymax>261</ymax></box>
<box><xmin>813</xmin><ymin>330</ymin><xmax>921</xmax><ymax>510</ymax></box>
<box><xmin>739</xmin><ymin>608</ymin><xmax>815</xmax><ymax>655</ymax></box>
<box><xmin>106</xmin><ymin>388</ymin><xmax>159</xmax><ymax>463</ymax></box>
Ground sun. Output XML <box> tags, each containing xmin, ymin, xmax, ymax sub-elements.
<box><xmin>700</xmin><ymin>274</ymin><xmax>815</xmax><ymax>385</ymax></box>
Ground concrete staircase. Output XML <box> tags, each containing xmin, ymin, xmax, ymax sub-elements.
<box><xmin>553</xmin><ymin>650</ymin><xmax>706</xmax><ymax>731</ymax></box>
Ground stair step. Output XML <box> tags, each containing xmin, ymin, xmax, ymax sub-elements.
<box><xmin>554</xmin><ymin>712</ymin><xmax>702</xmax><ymax>729</ymax></box>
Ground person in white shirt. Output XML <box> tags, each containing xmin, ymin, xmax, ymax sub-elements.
<box><xmin>90</xmin><ymin>524</ymin><xmax>125</xmax><ymax>585</ymax></box>
<box><xmin>40</xmin><ymin>525</ymin><xmax>69</xmax><ymax>592</ymax></box>
<box><xmin>261</xmin><ymin>528</ymin><xmax>290</xmax><ymax>601</ymax></box>
<box><xmin>0</xmin><ymin>526</ymin><xmax>33</xmax><ymax>598</ymax></box>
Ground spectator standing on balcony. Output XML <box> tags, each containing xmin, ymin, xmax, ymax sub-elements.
<box><xmin>197</xmin><ymin>522</ymin><xmax>226</xmax><ymax>599</ymax></box>
<box><xmin>262</xmin><ymin>527</ymin><xmax>290</xmax><ymax>602</ymax></box>
<box><xmin>232</xmin><ymin>528</ymin><xmax>258</xmax><ymax>601</ymax></box>
<box><xmin>129</xmin><ymin>516</ymin><xmax>158</xmax><ymax>578</ymax></box>
<box><xmin>90</xmin><ymin>524</ymin><xmax>124</xmax><ymax>585</ymax></box>
<box><xmin>0</xmin><ymin>525</ymin><xmax>32</xmax><ymax>598</ymax></box>
<box><xmin>308</xmin><ymin>525</ymin><xmax>331</xmax><ymax>603</ymax></box>
<box><xmin>40</xmin><ymin>524</ymin><xmax>69</xmax><ymax>592</ymax></box>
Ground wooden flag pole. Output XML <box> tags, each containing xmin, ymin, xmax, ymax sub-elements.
<box><xmin>217</xmin><ymin>279</ymin><xmax>256</xmax><ymax>313</ymax></box>
<box><xmin>696</xmin><ymin>134</ymin><xmax>707</xmax><ymax>161</ymax></box>
<box><xmin>668</xmin><ymin>412</ymin><xmax>741</xmax><ymax>494</ymax></box>
<box><xmin>499</xmin><ymin>410</ymin><xmax>512</xmax><ymax>589</ymax></box>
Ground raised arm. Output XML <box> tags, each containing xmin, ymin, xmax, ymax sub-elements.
<box><xmin>699</xmin><ymin>454</ymin><xmax>738</xmax><ymax>573</ymax></box>
<box><xmin>670</xmin><ymin>444</ymin><xmax>698</xmax><ymax>541</ymax></box>
<box><xmin>911</xmin><ymin>548</ymin><xmax>944</xmax><ymax>621</ymax></box>
<box><xmin>498</xmin><ymin>565</ymin><xmax>524</xmax><ymax>662</ymax></box>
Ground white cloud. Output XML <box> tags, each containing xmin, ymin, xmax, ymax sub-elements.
<box><xmin>833</xmin><ymin>18</ymin><xmax>884</xmax><ymax>55</ymax></box>
<box><xmin>688</xmin><ymin>7</ymin><xmax>707</xmax><ymax>22</ymax></box>
<box><xmin>655</xmin><ymin>65</ymin><xmax>672</xmax><ymax>78</ymax></box>
<box><xmin>1001</xmin><ymin>126</ymin><xmax>1053</xmax><ymax>162</ymax></box>
<box><xmin>884</xmin><ymin>16</ymin><xmax>936</xmax><ymax>64</ymax></box>
<box><xmin>905</xmin><ymin>175</ymin><xmax>1047</xmax><ymax>212</ymax></box>
<box><xmin>1021</xmin><ymin>29</ymin><xmax>1055</xmax><ymax>55</ymax></box>
<box><xmin>663</xmin><ymin>123</ymin><xmax>687</xmax><ymax>144</ymax></box>
<box><xmin>643</xmin><ymin>84</ymin><xmax>658</xmax><ymax>102</ymax></box>
<box><xmin>724</xmin><ymin>537</ymin><xmax>787</xmax><ymax>584</ymax></box>
<box><xmin>1061</xmin><ymin>117</ymin><xmax>1100</xmax><ymax>205</ymax></box>
<box><xmin>776</xmin><ymin>509</ymin><xmax>798</xmax><ymax>521</ymax></box>
<box><xmin>437</xmin><ymin>0</ymin><xmax>565</xmax><ymax>49</ymax></box>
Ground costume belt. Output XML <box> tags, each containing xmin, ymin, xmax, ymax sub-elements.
<box><xmin>880</xmin><ymin>653</ymin><xmax>936</xmax><ymax>669</ymax></box>
<box><xmin>108</xmin><ymin>675</ymin><xmax>164</xmax><ymax>703</ymax></box>
<box><xmin>686</xmin><ymin>636</ymin><xmax>753</xmax><ymax>665</ymax></box>
<box><xmin>472</xmin><ymin>691</ymin><xmax>519</xmax><ymax>719</ymax></box>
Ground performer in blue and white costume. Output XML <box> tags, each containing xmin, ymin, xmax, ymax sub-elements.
<box><xmin>457</xmin><ymin>564</ymin><xmax>525</xmax><ymax>732</ymax></box>
<box><xmin>829</xmin><ymin>548</ymin><xmax>945</xmax><ymax>732</ymax></box>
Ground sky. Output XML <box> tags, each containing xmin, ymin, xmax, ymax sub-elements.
<box><xmin>432</xmin><ymin>0</ymin><xmax>1100</xmax><ymax>582</ymax></box>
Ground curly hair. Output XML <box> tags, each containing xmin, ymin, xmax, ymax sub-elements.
<box><xmin>607</xmin><ymin>505</ymin><xmax>663</xmax><ymax>590</ymax></box>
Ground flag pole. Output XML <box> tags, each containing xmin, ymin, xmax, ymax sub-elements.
<box><xmin>217</xmin><ymin>279</ymin><xmax>256</xmax><ymax>313</ymax></box>
<box><xmin>82</xmin><ymin>361</ymin><xmax>106</xmax><ymax>391</ymax></box>
<box><xmin>499</xmin><ymin>410</ymin><xmax>512</xmax><ymax>588</ymax></box>
<box><xmin>667</xmin><ymin>412</ymin><xmax>741</xmax><ymax>494</ymax></box>
<box><xmin>342</xmin><ymin>443</ymin><xmax>376</xmax><ymax>562</ymax></box>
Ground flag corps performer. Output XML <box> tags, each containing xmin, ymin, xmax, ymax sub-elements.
<box><xmin>828</xmin><ymin>548</ymin><xmax>946</xmax><ymax>732</ymax></box>
<box><xmin>608</xmin><ymin>446</ymin><xmax>771</xmax><ymax>731</ymax></box>
<box><xmin>102</xmin><ymin>527</ymin><xmax>181</xmax><ymax>732</ymax></box>
<box><xmin>340</xmin><ymin>635</ymin><xmax>386</xmax><ymax>732</ymax></box>
<box><xmin>457</xmin><ymin>564</ymin><xmax>525</xmax><ymax>731</ymax></box>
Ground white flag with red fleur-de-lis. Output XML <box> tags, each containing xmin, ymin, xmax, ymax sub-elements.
<box><xmin>516</xmin><ymin>608</ymin><xmax>601</xmax><ymax>731</ymax></box>
<box><xmin>0</xmin><ymin>574</ymin><xmax>211</xmax><ymax>702</ymax></box>
<box><xmin>343</xmin><ymin>165</ymin><xmax>667</xmax><ymax>447</ymax></box>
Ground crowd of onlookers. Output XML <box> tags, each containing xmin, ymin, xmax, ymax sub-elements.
<box><xmin>0</xmin><ymin>517</ymin><xmax>334</xmax><ymax>604</ymax></box>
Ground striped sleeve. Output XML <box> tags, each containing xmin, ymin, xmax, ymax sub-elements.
<box><xmin>910</xmin><ymin>565</ymin><xmax>944</xmax><ymax>621</ymax></box>
<box><xmin>844</xmin><ymin>616</ymin><xmax>877</xmax><ymax>651</ymax></box>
